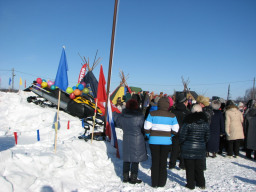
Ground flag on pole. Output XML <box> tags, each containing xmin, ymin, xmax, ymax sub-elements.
<box><xmin>96</xmin><ymin>65</ymin><xmax>107</xmax><ymax>102</ymax></box>
<box><xmin>9</xmin><ymin>77</ymin><xmax>11</xmax><ymax>86</ymax></box>
<box><xmin>107</xmin><ymin>98</ymin><xmax>120</xmax><ymax>158</ymax></box>
<box><xmin>54</xmin><ymin>46</ymin><xmax>69</xmax><ymax>152</ymax></box>
<box><xmin>78</xmin><ymin>63</ymin><xmax>87</xmax><ymax>83</ymax></box>
<box><xmin>19</xmin><ymin>78</ymin><xmax>22</xmax><ymax>86</ymax></box>
<box><xmin>55</xmin><ymin>47</ymin><xmax>69</xmax><ymax>91</ymax></box>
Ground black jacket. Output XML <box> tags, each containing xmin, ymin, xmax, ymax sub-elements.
<box><xmin>179</xmin><ymin>112</ymin><xmax>210</xmax><ymax>159</ymax></box>
<box><xmin>171</xmin><ymin>102</ymin><xmax>191</xmax><ymax>134</ymax></box>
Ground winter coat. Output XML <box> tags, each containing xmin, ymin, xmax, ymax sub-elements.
<box><xmin>203</xmin><ymin>106</ymin><xmax>214</xmax><ymax>124</ymax></box>
<box><xmin>144</xmin><ymin>97</ymin><xmax>179</xmax><ymax>145</ymax></box>
<box><xmin>113</xmin><ymin>109</ymin><xmax>147</xmax><ymax>162</ymax></box>
<box><xmin>171</xmin><ymin>102</ymin><xmax>191</xmax><ymax>134</ymax></box>
<box><xmin>179</xmin><ymin>112</ymin><xmax>210</xmax><ymax>159</ymax></box>
<box><xmin>244</xmin><ymin>108</ymin><xmax>256</xmax><ymax>150</ymax></box>
<box><xmin>207</xmin><ymin>110</ymin><xmax>225</xmax><ymax>152</ymax></box>
<box><xmin>225</xmin><ymin>105</ymin><xmax>244</xmax><ymax>140</ymax></box>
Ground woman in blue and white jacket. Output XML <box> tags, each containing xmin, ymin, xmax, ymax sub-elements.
<box><xmin>144</xmin><ymin>97</ymin><xmax>179</xmax><ymax>188</ymax></box>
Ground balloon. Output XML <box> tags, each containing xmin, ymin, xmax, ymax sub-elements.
<box><xmin>50</xmin><ymin>85</ymin><xmax>56</xmax><ymax>90</ymax></box>
<box><xmin>47</xmin><ymin>81</ymin><xmax>54</xmax><ymax>88</ymax></box>
<box><xmin>78</xmin><ymin>84</ymin><xmax>84</xmax><ymax>91</ymax></box>
<box><xmin>66</xmin><ymin>87</ymin><xmax>73</xmax><ymax>94</ymax></box>
<box><xmin>72</xmin><ymin>86</ymin><xmax>77</xmax><ymax>90</ymax></box>
<box><xmin>82</xmin><ymin>88</ymin><xmax>89</xmax><ymax>94</ymax></box>
<box><xmin>76</xmin><ymin>83</ymin><xmax>80</xmax><ymax>87</ymax></box>
<box><xmin>41</xmin><ymin>82</ymin><xmax>48</xmax><ymax>88</ymax></box>
<box><xmin>73</xmin><ymin>89</ymin><xmax>81</xmax><ymax>96</ymax></box>
<box><xmin>42</xmin><ymin>79</ymin><xmax>46</xmax><ymax>82</ymax></box>
<box><xmin>81</xmin><ymin>82</ymin><xmax>86</xmax><ymax>87</ymax></box>
<box><xmin>36</xmin><ymin>78</ymin><xmax>42</xmax><ymax>84</ymax></box>
<box><xmin>69</xmin><ymin>93</ymin><xmax>76</xmax><ymax>99</ymax></box>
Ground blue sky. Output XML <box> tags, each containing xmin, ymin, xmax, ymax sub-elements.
<box><xmin>0</xmin><ymin>0</ymin><xmax>255</xmax><ymax>100</ymax></box>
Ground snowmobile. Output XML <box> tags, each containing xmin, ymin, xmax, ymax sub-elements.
<box><xmin>26</xmin><ymin>84</ymin><xmax>103</xmax><ymax>118</ymax></box>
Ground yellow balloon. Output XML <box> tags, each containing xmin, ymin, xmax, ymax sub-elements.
<box><xmin>41</xmin><ymin>82</ymin><xmax>48</xmax><ymax>88</ymax></box>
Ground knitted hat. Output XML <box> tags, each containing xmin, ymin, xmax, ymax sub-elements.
<box><xmin>196</xmin><ymin>95</ymin><xmax>210</xmax><ymax>106</ymax></box>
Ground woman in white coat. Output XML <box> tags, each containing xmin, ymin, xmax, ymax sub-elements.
<box><xmin>225</xmin><ymin>100</ymin><xmax>244</xmax><ymax>158</ymax></box>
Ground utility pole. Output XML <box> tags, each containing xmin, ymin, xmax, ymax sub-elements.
<box><xmin>12</xmin><ymin>68</ymin><xmax>15</xmax><ymax>91</ymax></box>
<box><xmin>227</xmin><ymin>84</ymin><xmax>231</xmax><ymax>101</ymax></box>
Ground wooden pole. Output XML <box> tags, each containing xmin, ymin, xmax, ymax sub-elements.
<box><xmin>104</xmin><ymin>0</ymin><xmax>119</xmax><ymax>135</ymax></box>
<box><xmin>91</xmin><ymin>98</ymin><xmax>98</xmax><ymax>143</ymax></box>
<box><xmin>54</xmin><ymin>89</ymin><xmax>61</xmax><ymax>152</ymax></box>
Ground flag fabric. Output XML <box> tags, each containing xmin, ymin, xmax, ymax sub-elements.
<box><xmin>96</xmin><ymin>65</ymin><xmax>107</xmax><ymax>102</ymax></box>
<box><xmin>55</xmin><ymin>47</ymin><xmax>68</xmax><ymax>91</ymax></box>
<box><xmin>19</xmin><ymin>78</ymin><xmax>22</xmax><ymax>86</ymax></box>
<box><xmin>106</xmin><ymin>98</ymin><xmax>120</xmax><ymax>158</ymax></box>
<box><xmin>9</xmin><ymin>77</ymin><xmax>11</xmax><ymax>86</ymax></box>
<box><xmin>78</xmin><ymin>63</ymin><xmax>87</xmax><ymax>83</ymax></box>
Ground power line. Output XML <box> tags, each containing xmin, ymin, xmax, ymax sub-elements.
<box><xmin>128</xmin><ymin>80</ymin><xmax>253</xmax><ymax>87</ymax></box>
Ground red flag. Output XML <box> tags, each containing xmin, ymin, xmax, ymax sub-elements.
<box><xmin>97</xmin><ymin>65</ymin><xmax>107</xmax><ymax>102</ymax></box>
<box><xmin>78</xmin><ymin>63</ymin><xmax>87</xmax><ymax>83</ymax></box>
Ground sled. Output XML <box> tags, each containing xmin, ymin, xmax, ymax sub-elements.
<box><xmin>78</xmin><ymin>116</ymin><xmax>105</xmax><ymax>142</ymax></box>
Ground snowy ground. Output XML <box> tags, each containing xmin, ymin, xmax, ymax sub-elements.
<box><xmin>0</xmin><ymin>91</ymin><xmax>255</xmax><ymax>192</ymax></box>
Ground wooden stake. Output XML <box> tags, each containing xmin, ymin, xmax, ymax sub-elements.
<box><xmin>91</xmin><ymin>98</ymin><xmax>98</xmax><ymax>143</ymax></box>
<box><xmin>54</xmin><ymin>89</ymin><xmax>61</xmax><ymax>152</ymax></box>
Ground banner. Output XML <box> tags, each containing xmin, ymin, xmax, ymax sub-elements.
<box><xmin>78</xmin><ymin>64</ymin><xmax>87</xmax><ymax>83</ymax></box>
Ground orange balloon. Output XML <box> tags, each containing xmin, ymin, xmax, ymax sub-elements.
<box><xmin>73</xmin><ymin>89</ymin><xmax>81</xmax><ymax>96</ymax></box>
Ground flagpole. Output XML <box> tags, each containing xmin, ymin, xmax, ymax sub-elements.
<box><xmin>104</xmin><ymin>0</ymin><xmax>119</xmax><ymax>135</ymax></box>
<box><xmin>91</xmin><ymin>98</ymin><xmax>98</xmax><ymax>143</ymax></box>
<box><xmin>54</xmin><ymin>89</ymin><xmax>61</xmax><ymax>152</ymax></box>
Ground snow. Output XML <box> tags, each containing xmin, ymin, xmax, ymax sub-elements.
<box><xmin>0</xmin><ymin>91</ymin><xmax>255</xmax><ymax>192</ymax></box>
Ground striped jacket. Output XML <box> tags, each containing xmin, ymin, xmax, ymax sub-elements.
<box><xmin>144</xmin><ymin>97</ymin><xmax>179</xmax><ymax>145</ymax></box>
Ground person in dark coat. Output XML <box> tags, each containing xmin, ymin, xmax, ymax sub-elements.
<box><xmin>113</xmin><ymin>99</ymin><xmax>147</xmax><ymax>184</ymax></box>
<box><xmin>206</xmin><ymin>100</ymin><xmax>225</xmax><ymax>157</ymax></box>
<box><xmin>169</xmin><ymin>93</ymin><xmax>191</xmax><ymax>169</ymax></box>
<box><xmin>179</xmin><ymin>104</ymin><xmax>210</xmax><ymax>190</ymax></box>
<box><xmin>196</xmin><ymin>95</ymin><xmax>213</xmax><ymax>170</ymax></box>
<box><xmin>244</xmin><ymin>101</ymin><xmax>256</xmax><ymax>159</ymax></box>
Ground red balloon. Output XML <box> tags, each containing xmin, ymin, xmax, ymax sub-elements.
<box><xmin>69</xmin><ymin>93</ymin><xmax>76</xmax><ymax>99</ymax></box>
<box><xmin>36</xmin><ymin>78</ymin><xmax>42</xmax><ymax>84</ymax></box>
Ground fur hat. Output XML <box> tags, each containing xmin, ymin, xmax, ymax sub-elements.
<box><xmin>191</xmin><ymin>104</ymin><xmax>202</xmax><ymax>113</ymax></box>
<box><xmin>211</xmin><ymin>100</ymin><xmax>221</xmax><ymax>110</ymax></box>
<box><xmin>196</xmin><ymin>95</ymin><xmax>210</xmax><ymax>106</ymax></box>
<box><xmin>176</xmin><ymin>94</ymin><xmax>187</xmax><ymax>103</ymax></box>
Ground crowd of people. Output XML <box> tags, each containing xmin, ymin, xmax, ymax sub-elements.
<box><xmin>112</xmin><ymin>91</ymin><xmax>256</xmax><ymax>190</ymax></box>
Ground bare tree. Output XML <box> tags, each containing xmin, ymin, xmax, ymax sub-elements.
<box><xmin>244</xmin><ymin>87</ymin><xmax>256</xmax><ymax>102</ymax></box>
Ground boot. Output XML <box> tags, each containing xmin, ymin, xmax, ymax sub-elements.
<box><xmin>206</xmin><ymin>152</ymin><xmax>209</xmax><ymax>157</ymax></box>
<box><xmin>246</xmin><ymin>149</ymin><xmax>252</xmax><ymax>159</ymax></box>
<box><xmin>212</xmin><ymin>152</ymin><xmax>217</xmax><ymax>158</ymax></box>
<box><xmin>123</xmin><ymin>172</ymin><xmax>130</xmax><ymax>183</ymax></box>
<box><xmin>129</xmin><ymin>173</ymin><xmax>142</xmax><ymax>184</ymax></box>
